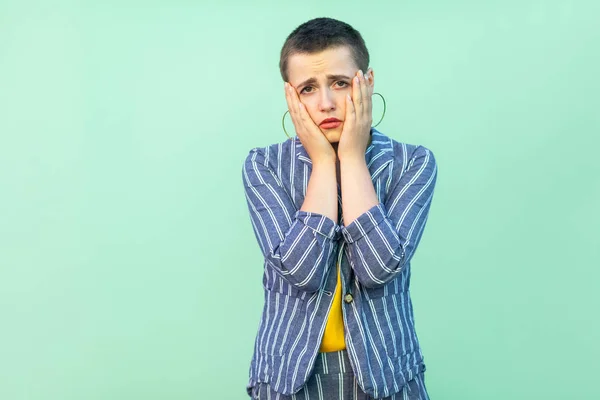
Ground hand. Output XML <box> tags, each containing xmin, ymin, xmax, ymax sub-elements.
<box><xmin>337</xmin><ymin>69</ymin><xmax>373</xmax><ymax>161</ymax></box>
<box><xmin>284</xmin><ymin>82</ymin><xmax>336</xmax><ymax>165</ymax></box>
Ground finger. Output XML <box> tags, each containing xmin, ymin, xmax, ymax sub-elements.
<box><xmin>358</xmin><ymin>70</ymin><xmax>365</xmax><ymax>104</ymax></box>
<box><xmin>297</xmin><ymin>102</ymin><xmax>312</xmax><ymax>129</ymax></box>
<box><xmin>345</xmin><ymin>93</ymin><xmax>355</xmax><ymax>128</ymax></box>
<box><xmin>289</xmin><ymin>84</ymin><xmax>308</xmax><ymax>130</ymax></box>
<box><xmin>284</xmin><ymin>82</ymin><xmax>293</xmax><ymax>113</ymax></box>
<box><xmin>289</xmin><ymin>84</ymin><xmax>317</xmax><ymax>139</ymax></box>
<box><xmin>285</xmin><ymin>82</ymin><xmax>295</xmax><ymax>116</ymax></box>
<box><xmin>353</xmin><ymin>74</ymin><xmax>360</xmax><ymax>106</ymax></box>
<box><xmin>289</xmin><ymin>85</ymin><xmax>303</xmax><ymax>117</ymax></box>
<box><xmin>284</xmin><ymin>82</ymin><xmax>297</xmax><ymax>127</ymax></box>
<box><xmin>353</xmin><ymin>73</ymin><xmax>363</xmax><ymax>117</ymax></box>
<box><xmin>298</xmin><ymin>101</ymin><xmax>321</xmax><ymax>135</ymax></box>
<box><xmin>287</xmin><ymin>85</ymin><xmax>317</xmax><ymax>130</ymax></box>
<box><xmin>362</xmin><ymin>72</ymin><xmax>372</xmax><ymax>120</ymax></box>
<box><xmin>365</xmin><ymin>71</ymin><xmax>374</xmax><ymax>96</ymax></box>
<box><xmin>287</xmin><ymin>83</ymin><xmax>299</xmax><ymax>117</ymax></box>
<box><xmin>358</xmin><ymin>70</ymin><xmax>368</xmax><ymax>117</ymax></box>
<box><xmin>285</xmin><ymin>82</ymin><xmax>305</xmax><ymax>138</ymax></box>
<box><xmin>289</xmin><ymin>84</ymin><xmax>307</xmax><ymax>135</ymax></box>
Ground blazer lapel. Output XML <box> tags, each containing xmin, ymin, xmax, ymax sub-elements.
<box><xmin>294</xmin><ymin>127</ymin><xmax>395</xmax><ymax>214</ymax></box>
<box><xmin>295</xmin><ymin>127</ymin><xmax>394</xmax><ymax>181</ymax></box>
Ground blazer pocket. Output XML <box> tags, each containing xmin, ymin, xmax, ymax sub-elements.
<box><xmin>361</xmin><ymin>276</ymin><xmax>402</xmax><ymax>300</ymax></box>
<box><xmin>261</xmin><ymin>289</ymin><xmax>307</xmax><ymax>357</ymax></box>
<box><xmin>362</xmin><ymin>294</ymin><xmax>402</xmax><ymax>358</ymax></box>
<box><xmin>263</xmin><ymin>270</ymin><xmax>308</xmax><ymax>301</ymax></box>
<box><xmin>362</xmin><ymin>285</ymin><xmax>386</xmax><ymax>300</ymax></box>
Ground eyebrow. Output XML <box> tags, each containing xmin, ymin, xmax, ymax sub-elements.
<box><xmin>295</xmin><ymin>74</ymin><xmax>352</xmax><ymax>89</ymax></box>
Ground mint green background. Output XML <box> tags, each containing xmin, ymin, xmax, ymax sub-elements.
<box><xmin>1</xmin><ymin>1</ymin><xmax>598</xmax><ymax>399</ymax></box>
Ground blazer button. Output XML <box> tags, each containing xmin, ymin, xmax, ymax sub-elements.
<box><xmin>344</xmin><ymin>293</ymin><xmax>354</xmax><ymax>303</ymax></box>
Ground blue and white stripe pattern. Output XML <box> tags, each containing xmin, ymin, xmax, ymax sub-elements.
<box><xmin>252</xmin><ymin>349</ymin><xmax>429</xmax><ymax>399</ymax></box>
<box><xmin>242</xmin><ymin>127</ymin><xmax>438</xmax><ymax>399</ymax></box>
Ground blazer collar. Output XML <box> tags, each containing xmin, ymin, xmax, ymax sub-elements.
<box><xmin>294</xmin><ymin>127</ymin><xmax>394</xmax><ymax>181</ymax></box>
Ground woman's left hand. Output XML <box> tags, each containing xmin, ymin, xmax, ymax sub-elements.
<box><xmin>337</xmin><ymin>69</ymin><xmax>373</xmax><ymax>160</ymax></box>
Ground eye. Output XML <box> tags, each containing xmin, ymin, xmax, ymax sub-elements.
<box><xmin>300</xmin><ymin>81</ymin><xmax>349</xmax><ymax>94</ymax></box>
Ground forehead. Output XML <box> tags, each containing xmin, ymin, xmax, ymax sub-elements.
<box><xmin>287</xmin><ymin>46</ymin><xmax>357</xmax><ymax>83</ymax></box>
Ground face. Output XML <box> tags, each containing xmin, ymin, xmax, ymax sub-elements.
<box><xmin>286</xmin><ymin>46</ymin><xmax>374</xmax><ymax>143</ymax></box>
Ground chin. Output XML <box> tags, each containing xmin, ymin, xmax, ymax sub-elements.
<box><xmin>321</xmin><ymin>128</ymin><xmax>342</xmax><ymax>143</ymax></box>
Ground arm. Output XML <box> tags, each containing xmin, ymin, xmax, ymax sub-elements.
<box><xmin>242</xmin><ymin>147</ymin><xmax>339</xmax><ymax>293</ymax></box>
<box><xmin>339</xmin><ymin>145</ymin><xmax>438</xmax><ymax>288</ymax></box>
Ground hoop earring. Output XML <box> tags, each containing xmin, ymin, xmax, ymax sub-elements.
<box><xmin>281</xmin><ymin>110</ymin><xmax>293</xmax><ymax>140</ymax></box>
<box><xmin>282</xmin><ymin>92</ymin><xmax>386</xmax><ymax>140</ymax></box>
<box><xmin>372</xmin><ymin>92</ymin><xmax>386</xmax><ymax>127</ymax></box>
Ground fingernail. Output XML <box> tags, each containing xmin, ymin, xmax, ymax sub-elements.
<box><xmin>359</xmin><ymin>70</ymin><xmax>363</xmax><ymax>77</ymax></box>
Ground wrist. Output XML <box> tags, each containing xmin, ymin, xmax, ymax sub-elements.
<box><xmin>338</xmin><ymin>152</ymin><xmax>366</xmax><ymax>165</ymax></box>
<box><xmin>312</xmin><ymin>153</ymin><xmax>337</xmax><ymax>166</ymax></box>
<box><xmin>312</xmin><ymin>156</ymin><xmax>337</xmax><ymax>169</ymax></box>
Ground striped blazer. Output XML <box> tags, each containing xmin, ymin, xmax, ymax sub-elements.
<box><xmin>242</xmin><ymin>127</ymin><xmax>438</xmax><ymax>399</ymax></box>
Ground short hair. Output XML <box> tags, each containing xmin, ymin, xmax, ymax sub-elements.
<box><xmin>279</xmin><ymin>17</ymin><xmax>370</xmax><ymax>82</ymax></box>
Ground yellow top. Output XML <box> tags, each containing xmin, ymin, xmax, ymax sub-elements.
<box><xmin>319</xmin><ymin>262</ymin><xmax>346</xmax><ymax>352</ymax></box>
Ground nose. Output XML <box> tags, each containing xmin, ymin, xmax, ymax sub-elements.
<box><xmin>318</xmin><ymin>89</ymin><xmax>336</xmax><ymax>111</ymax></box>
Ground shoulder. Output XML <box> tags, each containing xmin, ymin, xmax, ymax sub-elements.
<box><xmin>241</xmin><ymin>138</ymin><xmax>297</xmax><ymax>187</ymax></box>
<box><xmin>390</xmin><ymin>140</ymin><xmax>435</xmax><ymax>162</ymax></box>
<box><xmin>371</xmin><ymin>129</ymin><xmax>437</xmax><ymax>177</ymax></box>
<box><xmin>382</xmin><ymin>136</ymin><xmax>437</xmax><ymax>170</ymax></box>
<box><xmin>243</xmin><ymin>137</ymin><xmax>296</xmax><ymax>167</ymax></box>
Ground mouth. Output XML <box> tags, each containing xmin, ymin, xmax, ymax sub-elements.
<box><xmin>319</xmin><ymin>118</ymin><xmax>343</xmax><ymax>129</ymax></box>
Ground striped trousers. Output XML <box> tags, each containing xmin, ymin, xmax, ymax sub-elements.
<box><xmin>250</xmin><ymin>349</ymin><xmax>430</xmax><ymax>400</ymax></box>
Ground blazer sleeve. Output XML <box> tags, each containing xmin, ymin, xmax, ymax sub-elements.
<box><xmin>242</xmin><ymin>147</ymin><xmax>340</xmax><ymax>293</ymax></box>
<box><xmin>340</xmin><ymin>145</ymin><xmax>438</xmax><ymax>288</ymax></box>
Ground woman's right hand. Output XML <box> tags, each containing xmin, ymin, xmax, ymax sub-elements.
<box><xmin>284</xmin><ymin>82</ymin><xmax>336</xmax><ymax>165</ymax></box>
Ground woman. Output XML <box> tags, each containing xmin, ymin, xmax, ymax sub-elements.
<box><xmin>242</xmin><ymin>17</ymin><xmax>438</xmax><ymax>400</ymax></box>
